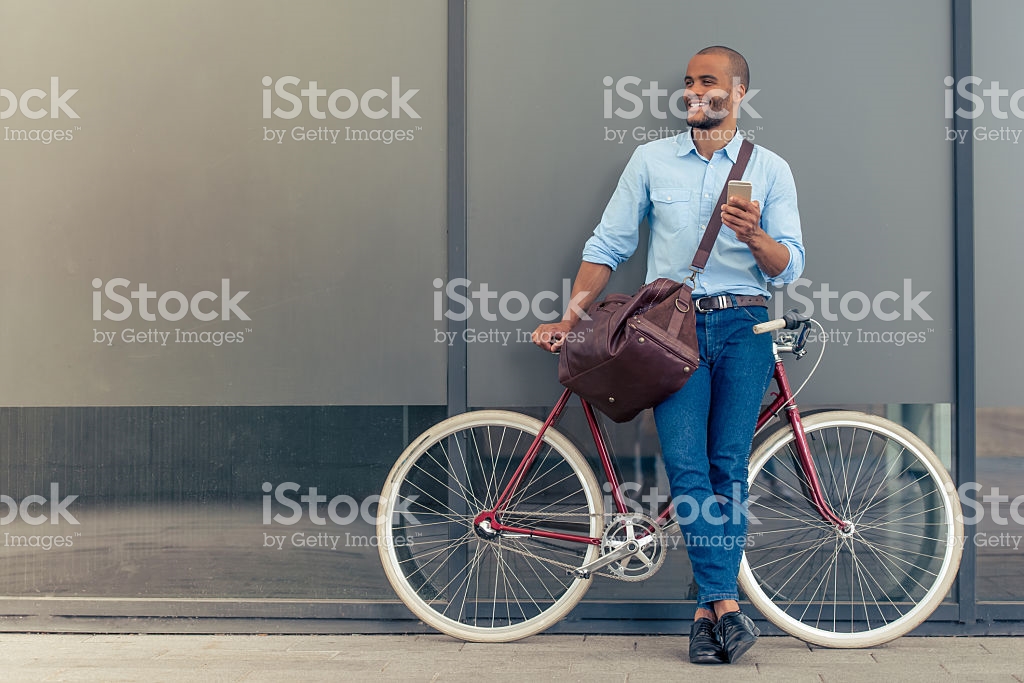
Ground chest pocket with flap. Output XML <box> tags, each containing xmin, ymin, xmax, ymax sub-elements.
<box><xmin>650</xmin><ymin>188</ymin><xmax>692</xmax><ymax>232</ymax></box>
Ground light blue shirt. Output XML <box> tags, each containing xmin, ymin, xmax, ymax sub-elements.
<box><xmin>582</xmin><ymin>131</ymin><xmax>804</xmax><ymax>298</ymax></box>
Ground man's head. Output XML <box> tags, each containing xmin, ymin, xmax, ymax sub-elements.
<box><xmin>684</xmin><ymin>46</ymin><xmax>749</xmax><ymax>131</ymax></box>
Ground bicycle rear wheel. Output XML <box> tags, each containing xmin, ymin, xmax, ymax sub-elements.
<box><xmin>377</xmin><ymin>410</ymin><xmax>604</xmax><ymax>642</ymax></box>
<box><xmin>739</xmin><ymin>411</ymin><xmax>963</xmax><ymax>648</ymax></box>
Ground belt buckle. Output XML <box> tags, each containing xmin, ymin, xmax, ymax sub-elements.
<box><xmin>696</xmin><ymin>295</ymin><xmax>729</xmax><ymax>313</ymax></box>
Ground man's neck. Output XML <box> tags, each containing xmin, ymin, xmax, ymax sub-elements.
<box><xmin>691</xmin><ymin>126</ymin><xmax>736</xmax><ymax>160</ymax></box>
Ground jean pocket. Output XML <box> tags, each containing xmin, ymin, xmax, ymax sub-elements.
<box><xmin>739</xmin><ymin>304</ymin><xmax>770</xmax><ymax>324</ymax></box>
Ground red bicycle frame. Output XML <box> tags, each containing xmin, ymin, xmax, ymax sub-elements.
<box><xmin>472</xmin><ymin>355</ymin><xmax>848</xmax><ymax>545</ymax></box>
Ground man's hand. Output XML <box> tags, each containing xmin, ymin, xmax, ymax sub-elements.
<box><xmin>720</xmin><ymin>196</ymin><xmax>791</xmax><ymax>278</ymax></box>
<box><xmin>531</xmin><ymin>261</ymin><xmax>611</xmax><ymax>353</ymax></box>
<box><xmin>721</xmin><ymin>197</ymin><xmax>761</xmax><ymax>244</ymax></box>
<box><xmin>532</xmin><ymin>321</ymin><xmax>575</xmax><ymax>353</ymax></box>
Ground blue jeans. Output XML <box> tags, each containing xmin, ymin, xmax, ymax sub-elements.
<box><xmin>653</xmin><ymin>303</ymin><xmax>774</xmax><ymax>610</ymax></box>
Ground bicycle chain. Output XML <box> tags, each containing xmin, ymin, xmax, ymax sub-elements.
<box><xmin>453</xmin><ymin>512</ymin><xmax>665</xmax><ymax>582</ymax></box>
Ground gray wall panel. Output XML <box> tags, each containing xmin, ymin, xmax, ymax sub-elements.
<box><xmin>466</xmin><ymin>0</ymin><xmax>953</xmax><ymax>407</ymax></box>
<box><xmin>0</xmin><ymin>0</ymin><xmax>447</xmax><ymax>406</ymax></box>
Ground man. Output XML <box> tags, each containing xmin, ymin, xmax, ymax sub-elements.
<box><xmin>533</xmin><ymin>46</ymin><xmax>803</xmax><ymax>665</ymax></box>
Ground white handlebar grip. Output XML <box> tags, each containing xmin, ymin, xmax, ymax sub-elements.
<box><xmin>753</xmin><ymin>318</ymin><xmax>787</xmax><ymax>335</ymax></box>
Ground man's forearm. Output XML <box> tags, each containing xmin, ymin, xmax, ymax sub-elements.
<box><xmin>743</xmin><ymin>231</ymin><xmax>791</xmax><ymax>279</ymax></box>
<box><xmin>563</xmin><ymin>261</ymin><xmax>612</xmax><ymax>324</ymax></box>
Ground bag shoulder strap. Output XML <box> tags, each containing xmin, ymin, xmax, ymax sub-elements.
<box><xmin>689</xmin><ymin>138</ymin><xmax>755</xmax><ymax>272</ymax></box>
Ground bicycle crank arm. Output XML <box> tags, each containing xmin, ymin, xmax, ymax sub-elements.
<box><xmin>568</xmin><ymin>538</ymin><xmax>643</xmax><ymax>579</ymax></box>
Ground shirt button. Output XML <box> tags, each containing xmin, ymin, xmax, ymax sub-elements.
<box><xmin>700</xmin><ymin>224</ymin><xmax>706</xmax><ymax>230</ymax></box>
<box><xmin>704</xmin><ymin>193</ymin><xmax>710</xmax><ymax>198</ymax></box>
<box><xmin>666</xmin><ymin>195</ymin><xmax>672</xmax><ymax>201</ymax></box>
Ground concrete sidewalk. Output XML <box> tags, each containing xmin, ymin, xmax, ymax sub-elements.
<box><xmin>0</xmin><ymin>633</ymin><xmax>1022</xmax><ymax>682</ymax></box>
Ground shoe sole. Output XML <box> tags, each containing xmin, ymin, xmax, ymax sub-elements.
<box><xmin>689</xmin><ymin>653</ymin><xmax>727</xmax><ymax>665</ymax></box>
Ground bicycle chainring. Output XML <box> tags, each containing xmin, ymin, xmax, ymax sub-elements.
<box><xmin>600</xmin><ymin>513</ymin><xmax>667</xmax><ymax>582</ymax></box>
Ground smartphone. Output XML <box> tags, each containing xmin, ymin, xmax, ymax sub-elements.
<box><xmin>727</xmin><ymin>180</ymin><xmax>752</xmax><ymax>204</ymax></box>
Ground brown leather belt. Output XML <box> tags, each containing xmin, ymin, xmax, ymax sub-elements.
<box><xmin>694</xmin><ymin>294</ymin><xmax>768</xmax><ymax>313</ymax></box>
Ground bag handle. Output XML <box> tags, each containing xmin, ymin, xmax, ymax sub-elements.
<box><xmin>689</xmin><ymin>138</ymin><xmax>755</xmax><ymax>273</ymax></box>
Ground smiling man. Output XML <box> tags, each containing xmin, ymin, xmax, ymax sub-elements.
<box><xmin>533</xmin><ymin>46</ymin><xmax>804</xmax><ymax>664</ymax></box>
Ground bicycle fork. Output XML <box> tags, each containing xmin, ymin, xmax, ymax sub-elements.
<box><xmin>760</xmin><ymin>358</ymin><xmax>851</xmax><ymax>533</ymax></box>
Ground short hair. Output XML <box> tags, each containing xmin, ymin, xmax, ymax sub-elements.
<box><xmin>697</xmin><ymin>46</ymin><xmax>750</xmax><ymax>90</ymax></box>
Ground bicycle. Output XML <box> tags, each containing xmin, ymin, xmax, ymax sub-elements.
<box><xmin>377</xmin><ymin>312</ymin><xmax>964</xmax><ymax>647</ymax></box>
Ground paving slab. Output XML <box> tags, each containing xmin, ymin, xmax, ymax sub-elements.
<box><xmin>0</xmin><ymin>634</ymin><xmax>1020</xmax><ymax>682</ymax></box>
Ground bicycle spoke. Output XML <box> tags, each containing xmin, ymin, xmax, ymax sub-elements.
<box><xmin>837</xmin><ymin>427</ymin><xmax>854</xmax><ymax>520</ymax></box>
<box><xmin>852</xmin><ymin>547</ymin><xmax>906</xmax><ymax>616</ymax></box>
<box><xmin>490</xmin><ymin>428</ymin><xmax>525</xmax><ymax>509</ymax></box>
<box><xmin>853</xmin><ymin>470</ymin><xmax>937</xmax><ymax>524</ymax></box>
<box><xmin>509</xmin><ymin>539</ymin><xmax>572</xmax><ymax>600</ymax></box>
<box><xmin>794</xmin><ymin>538</ymin><xmax>841</xmax><ymax>619</ymax></box>
<box><xmin>497</xmin><ymin>548</ymin><xmax>552</xmax><ymax>618</ymax></box>
<box><xmin>431</xmin><ymin>439</ymin><xmax>482</xmax><ymax>511</ymax></box>
<box><xmin>400</xmin><ymin>476</ymin><xmax>475</xmax><ymax>523</ymax></box>
<box><xmin>451</xmin><ymin>544</ymin><xmax>486</xmax><ymax>623</ymax></box>
<box><xmin>853</xmin><ymin>496</ymin><xmax>948</xmax><ymax>531</ymax></box>
<box><xmin>762</xmin><ymin>534</ymin><xmax>836</xmax><ymax>600</ymax></box>
<box><xmin>507</xmin><ymin>468</ymin><xmax>583</xmax><ymax>511</ymax></box>
<box><xmin>845</xmin><ymin>429</ymin><xmax>877</xmax><ymax>515</ymax></box>
<box><xmin>420</xmin><ymin>445</ymin><xmax>483</xmax><ymax>512</ymax></box>
<box><xmin>852</xmin><ymin>536</ymin><xmax>939</xmax><ymax>585</ymax></box>
<box><xmin>851</xmin><ymin>445</ymin><xmax>910</xmax><ymax>521</ymax></box>
<box><xmin>750</xmin><ymin>498</ymin><xmax>834</xmax><ymax>532</ymax></box>
<box><xmin>449</xmin><ymin>434</ymin><xmax>486</xmax><ymax>512</ymax></box>
<box><xmin>753</xmin><ymin>536</ymin><xmax>831</xmax><ymax>585</ymax></box>
<box><xmin>420</xmin><ymin>539</ymin><xmax>480</xmax><ymax>605</ymax></box>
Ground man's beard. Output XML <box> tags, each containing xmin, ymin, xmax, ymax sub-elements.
<box><xmin>687</xmin><ymin>95</ymin><xmax>731</xmax><ymax>130</ymax></box>
<box><xmin>688</xmin><ymin>113</ymin><xmax>725</xmax><ymax>130</ymax></box>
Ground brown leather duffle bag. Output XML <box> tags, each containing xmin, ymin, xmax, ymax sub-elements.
<box><xmin>557</xmin><ymin>277</ymin><xmax>699</xmax><ymax>422</ymax></box>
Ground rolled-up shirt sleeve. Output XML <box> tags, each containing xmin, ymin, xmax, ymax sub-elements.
<box><xmin>759</xmin><ymin>158</ymin><xmax>804</xmax><ymax>286</ymax></box>
<box><xmin>581</xmin><ymin>146</ymin><xmax>651</xmax><ymax>270</ymax></box>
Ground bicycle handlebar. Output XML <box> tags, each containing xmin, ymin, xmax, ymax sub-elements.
<box><xmin>753</xmin><ymin>318</ymin><xmax>787</xmax><ymax>334</ymax></box>
<box><xmin>753</xmin><ymin>309</ymin><xmax>810</xmax><ymax>335</ymax></box>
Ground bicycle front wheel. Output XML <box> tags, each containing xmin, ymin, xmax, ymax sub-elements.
<box><xmin>739</xmin><ymin>411</ymin><xmax>963</xmax><ymax>648</ymax></box>
<box><xmin>377</xmin><ymin>410</ymin><xmax>604</xmax><ymax>642</ymax></box>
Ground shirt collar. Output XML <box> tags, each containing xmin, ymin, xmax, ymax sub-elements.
<box><xmin>676</xmin><ymin>128</ymin><xmax>745</xmax><ymax>162</ymax></box>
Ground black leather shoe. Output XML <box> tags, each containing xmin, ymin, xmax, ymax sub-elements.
<box><xmin>688</xmin><ymin>617</ymin><xmax>726</xmax><ymax>664</ymax></box>
<box><xmin>714</xmin><ymin>611</ymin><xmax>760</xmax><ymax>663</ymax></box>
